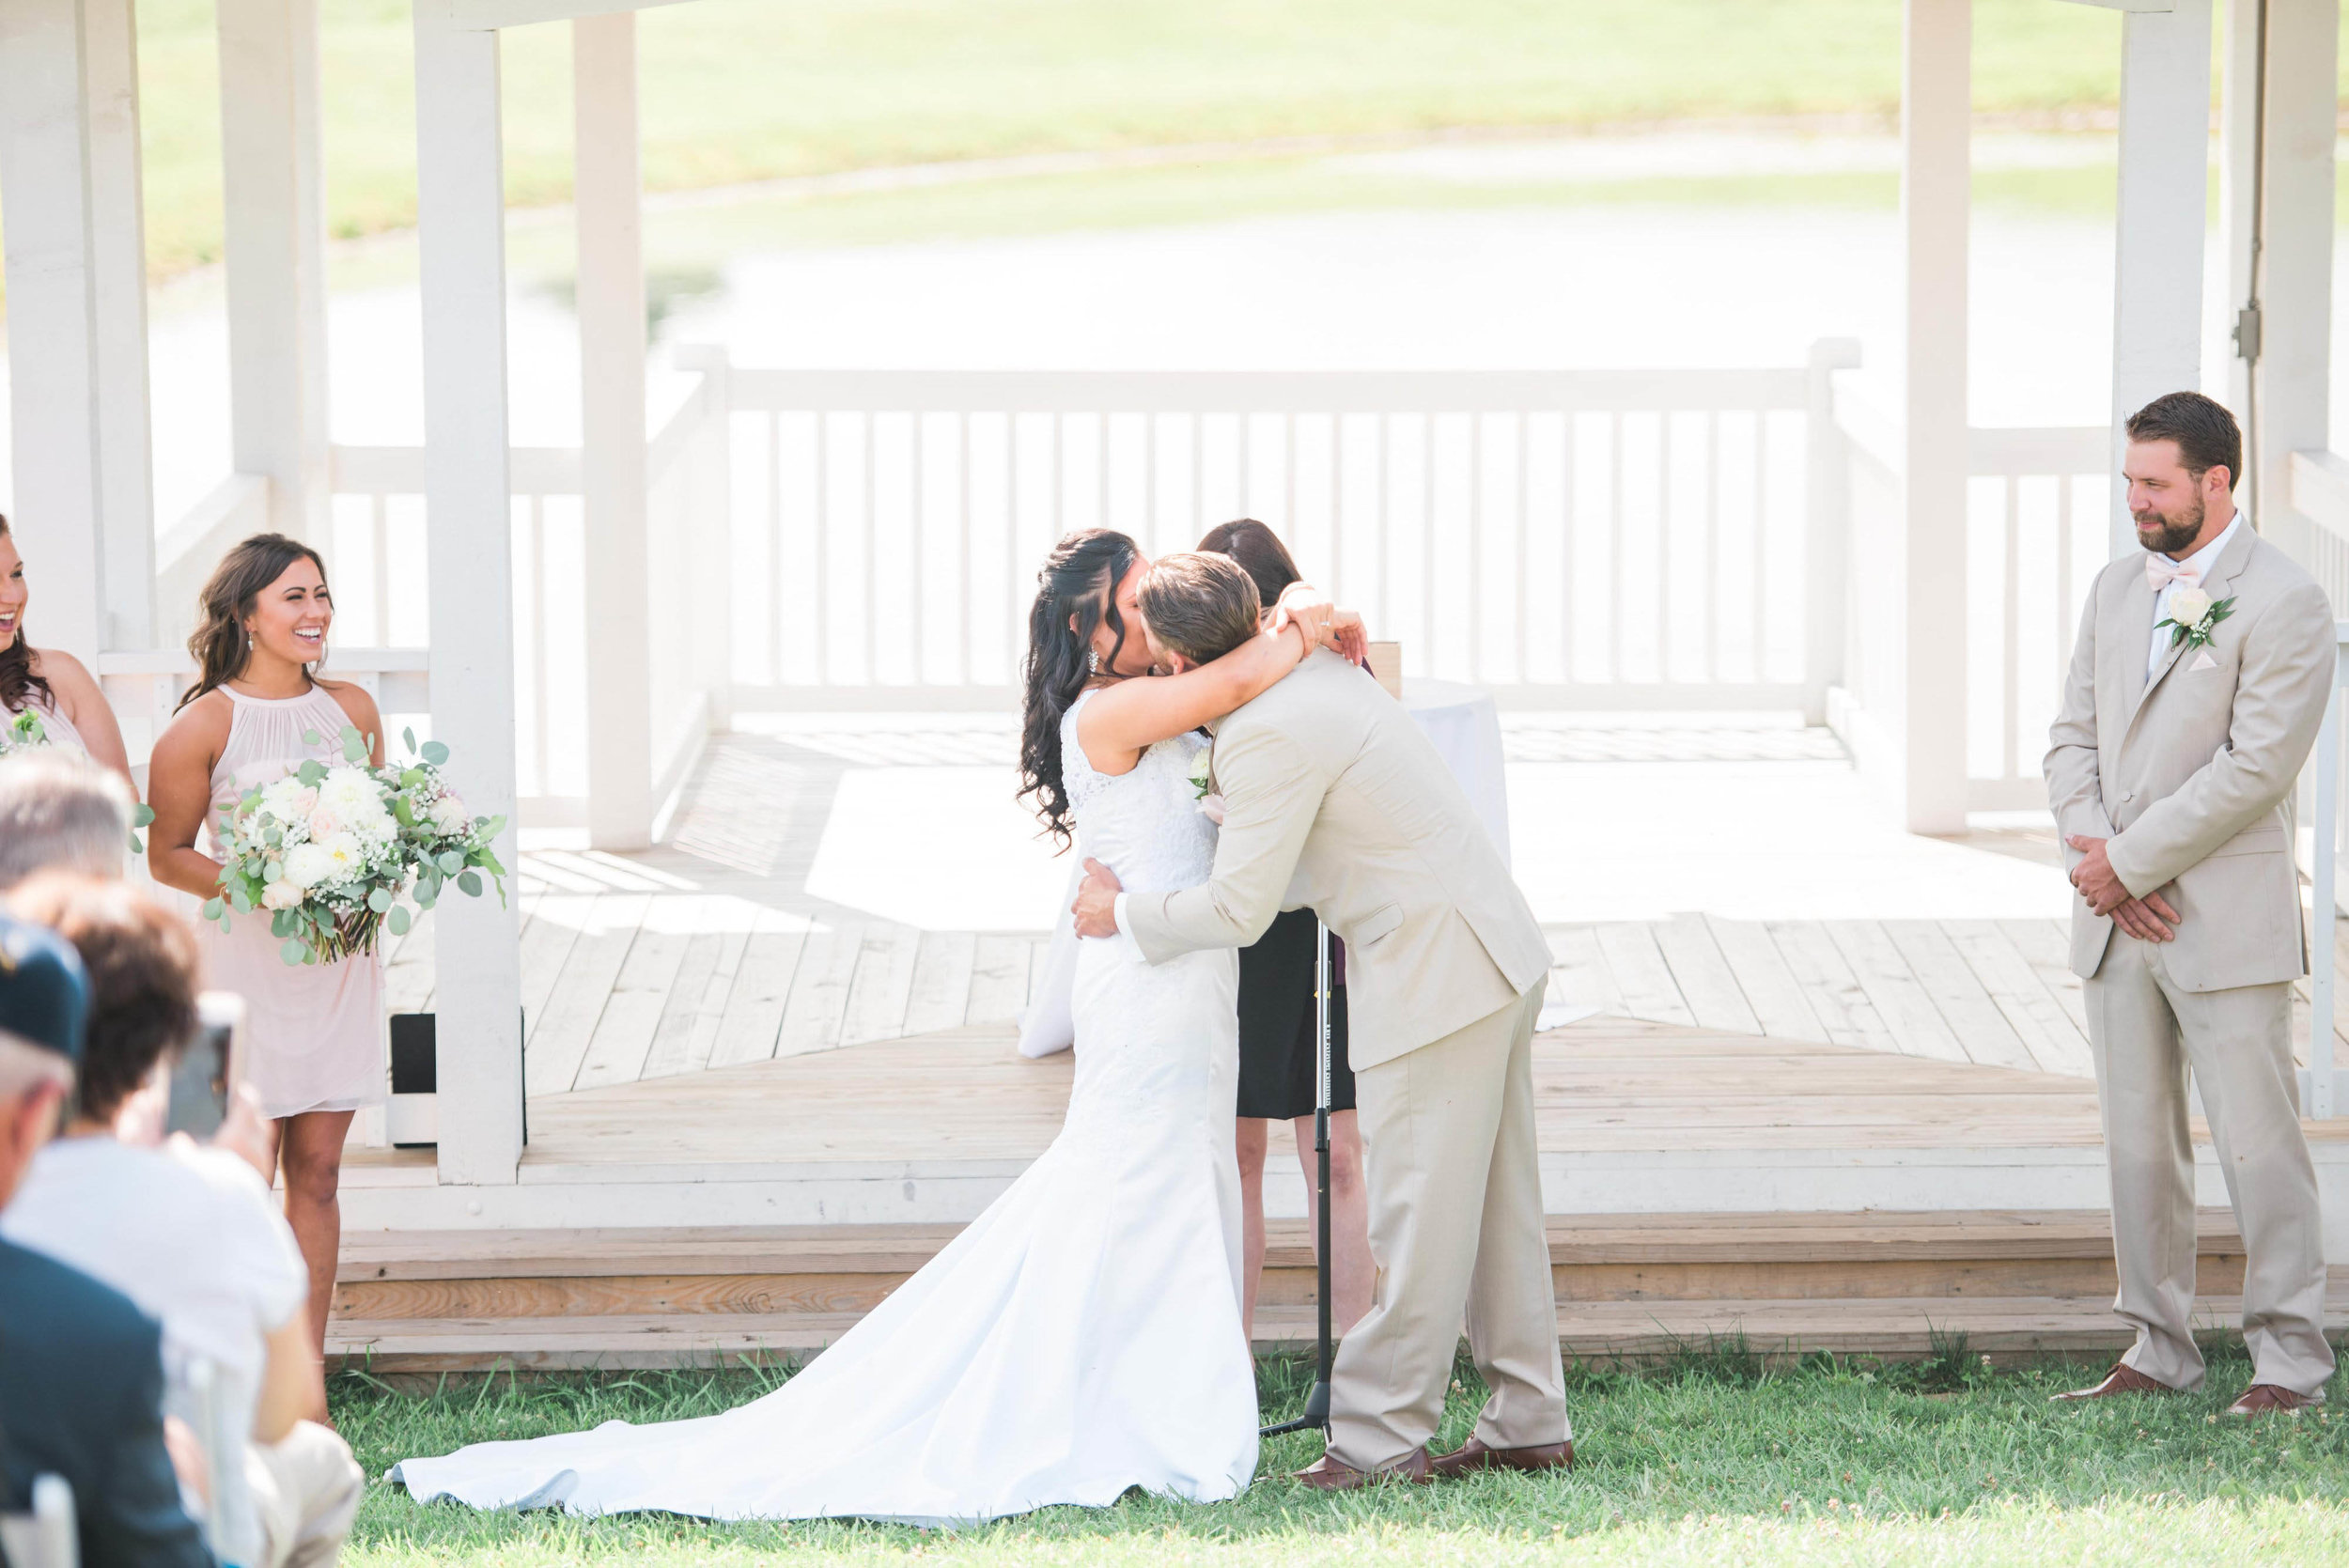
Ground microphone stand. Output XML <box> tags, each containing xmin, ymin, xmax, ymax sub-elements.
<box><xmin>1261</xmin><ymin>920</ymin><xmax>1334</xmax><ymax>1437</ymax></box>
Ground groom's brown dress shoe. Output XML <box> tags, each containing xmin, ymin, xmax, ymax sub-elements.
<box><xmin>1427</xmin><ymin>1437</ymin><xmax>1576</xmax><ymax>1479</ymax></box>
<box><xmin>2227</xmin><ymin>1384</ymin><xmax>2319</xmax><ymax>1417</ymax></box>
<box><xmin>2049</xmin><ymin>1362</ymin><xmax>2174</xmax><ymax>1403</ymax></box>
<box><xmin>1291</xmin><ymin>1449</ymin><xmax>1431</xmax><ymax>1490</ymax></box>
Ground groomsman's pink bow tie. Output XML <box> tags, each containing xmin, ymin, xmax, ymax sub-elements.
<box><xmin>2144</xmin><ymin>556</ymin><xmax>2201</xmax><ymax>592</ymax></box>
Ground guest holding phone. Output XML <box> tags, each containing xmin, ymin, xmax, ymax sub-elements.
<box><xmin>1193</xmin><ymin>520</ymin><xmax>1374</xmax><ymax>1340</ymax></box>
<box><xmin>0</xmin><ymin>874</ymin><xmax>362</xmax><ymax>1568</ymax></box>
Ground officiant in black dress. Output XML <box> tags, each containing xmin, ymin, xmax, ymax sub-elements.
<box><xmin>1195</xmin><ymin>520</ymin><xmax>1375</xmax><ymax>1342</ymax></box>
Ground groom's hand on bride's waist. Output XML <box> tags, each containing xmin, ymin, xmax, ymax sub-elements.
<box><xmin>1074</xmin><ymin>859</ymin><xmax>1125</xmax><ymax>938</ymax></box>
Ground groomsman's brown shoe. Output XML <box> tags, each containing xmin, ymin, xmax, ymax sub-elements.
<box><xmin>2049</xmin><ymin>1362</ymin><xmax>2175</xmax><ymax>1403</ymax></box>
<box><xmin>1291</xmin><ymin>1449</ymin><xmax>1431</xmax><ymax>1490</ymax></box>
<box><xmin>1427</xmin><ymin>1437</ymin><xmax>1576</xmax><ymax>1479</ymax></box>
<box><xmin>2227</xmin><ymin>1384</ymin><xmax>2319</xmax><ymax>1417</ymax></box>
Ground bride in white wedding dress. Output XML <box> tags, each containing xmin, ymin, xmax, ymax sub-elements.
<box><xmin>392</xmin><ymin>529</ymin><xmax>1361</xmax><ymax>1524</ymax></box>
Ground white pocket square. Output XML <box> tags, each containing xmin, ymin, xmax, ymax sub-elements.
<box><xmin>2189</xmin><ymin>649</ymin><xmax>2218</xmax><ymax>672</ymax></box>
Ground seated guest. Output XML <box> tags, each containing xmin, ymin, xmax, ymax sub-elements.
<box><xmin>2</xmin><ymin>877</ymin><xmax>360</xmax><ymax>1568</ymax></box>
<box><xmin>0</xmin><ymin>910</ymin><xmax>211</xmax><ymax>1568</ymax></box>
<box><xmin>0</xmin><ymin>750</ymin><xmax>135</xmax><ymax>888</ymax></box>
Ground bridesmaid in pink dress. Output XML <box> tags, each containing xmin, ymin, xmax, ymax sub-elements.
<box><xmin>148</xmin><ymin>533</ymin><xmax>387</xmax><ymax>1357</ymax></box>
<box><xmin>0</xmin><ymin>513</ymin><xmax>139</xmax><ymax>793</ymax></box>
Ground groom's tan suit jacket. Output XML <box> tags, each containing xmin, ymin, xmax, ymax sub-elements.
<box><xmin>1125</xmin><ymin>646</ymin><xmax>1567</xmax><ymax>1467</ymax></box>
<box><xmin>2045</xmin><ymin>524</ymin><xmax>2333</xmax><ymax>989</ymax></box>
<box><xmin>1122</xmin><ymin>648</ymin><xmax>1549</xmax><ymax>1067</ymax></box>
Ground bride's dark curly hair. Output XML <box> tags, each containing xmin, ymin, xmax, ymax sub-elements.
<box><xmin>1019</xmin><ymin>528</ymin><xmax>1141</xmax><ymax>846</ymax></box>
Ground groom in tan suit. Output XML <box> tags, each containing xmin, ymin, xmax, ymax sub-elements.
<box><xmin>2045</xmin><ymin>391</ymin><xmax>2336</xmax><ymax>1414</ymax></box>
<box><xmin>1072</xmin><ymin>551</ymin><xmax>1567</xmax><ymax>1485</ymax></box>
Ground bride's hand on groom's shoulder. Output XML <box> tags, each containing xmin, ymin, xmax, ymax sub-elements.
<box><xmin>1269</xmin><ymin>583</ymin><xmax>1369</xmax><ymax>667</ymax></box>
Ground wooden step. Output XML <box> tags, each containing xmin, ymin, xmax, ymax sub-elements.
<box><xmin>328</xmin><ymin>1295</ymin><xmax>2349</xmax><ymax>1374</ymax></box>
<box><xmin>334</xmin><ymin>1210</ymin><xmax>2254</xmax><ymax>1324</ymax></box>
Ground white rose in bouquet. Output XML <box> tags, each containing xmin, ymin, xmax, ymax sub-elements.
<box><xmin>282</xmin><ymin>842</ymin><xmax>334</xmax><ymax>891</ymax></box>
<box><xmin>430</xmin><ymin>793</ymin><xmax>470</xmax><ymax>832</ymax></box>
<box><xmin>260</xmin><ymin>879</ymin><xmax>303</xmax><ymax>911</ymax></box>
<box><xmin>259</xmin><ymin>776</ymin><xmax>318</xmax><ymax>824</ymax></box>
<box><xmin>316</xmin><ymin>831</ymin><xmax>365</xmax><ymax>881</ymax></box>
<box><xmin>2167</xmin><ymin>585</ymin><xmax>2212</xmax><ymax>629</ymax></box>
<box><xmin>319</xmin><ymin>767</ymin><xmax>389</xmax><ymax>825</ymax></box>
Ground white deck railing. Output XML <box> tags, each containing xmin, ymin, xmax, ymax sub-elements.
<box><xmin>710</xmin><ymin>346</ymin><xmax>1860</xmax><ymax>712</ymax></box>
<box><xmin>125</xmin><ymin>346</ymin><xmax>2160</xmax><ymax>842</ymax></box>
<box><xmin>1965</xmin><ymin>427</ymin><xmax>2110</xmax><ymax>813</ymax></box>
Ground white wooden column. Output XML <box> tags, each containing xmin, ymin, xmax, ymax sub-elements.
<box><xmin>415</xmin><ymin>12</ymin><xmax>523</xmax><ymax>1187</ymax></box>
<box><xmin>2247</xmin><ymin>0</ymin><xmax>2336</xmax><ymax>561</ymax></box>
<box><xmin>0</xmin><ymin>0</ymin><xmax>155</xmax><ymax>660</ymax></box>
<box><xmin>1900</xmin><ymin>0</ymin><xmax>1970</xmax><ymax>835</ymax></box>
<box><xmin>83</xmin><ymin>0</ymin><xmax>154</xmax><ymax>647</ymax></box>
<box><xmin>2107</xmin><ymin>0</ymin><xmax>2215</xmax><ymax>557</ymax></box>
<box><xmin>574</xmin><ymin>11</ymin><xmax>653</xmax><ymax>849</ymax></box>
<box><xmin>2218</xmin><ymin>0</ymin><xmax>2263</xmax><ymax>459</ymax></box>
<box><xmin>219</xmin><ymin>0</ymin><xmax>333</xmax><ymax>554</ymax></box>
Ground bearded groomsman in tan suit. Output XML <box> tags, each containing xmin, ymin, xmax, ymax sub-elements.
<box><xmin>1073</xmin><ymin>551</ymin><xmax>1567</xmax><ymax>1486</ymax></box>
<box><xmin>2045</xmin><ymin>392</ymin><xmax>2337</xmax><ymax>1414</ymax></box>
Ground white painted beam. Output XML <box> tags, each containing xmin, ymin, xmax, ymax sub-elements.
<box><xmin>0</xmin><ymin>0</ymin><xmax>109</xmax><ymax>660</ymax></box>
<box><xmin>82</xmin><ymin>0</ymin><xmax>154</xmax><ymax>648</ymax></box>
<box><xmin>574</xmin><ymin>11</ymin><xmax>654</xmax><ymax>849</ymax></box>
<box><xmin>2107</xmin><ymin>0</ymin><xmax>2213</xmax><ymax>558</ymax></box>
<box><xmin>1900</xmin><ymin>0</ymin><xmax>1970</xmax><ymax>835</ymax></box>
<box><xmin>420</xmin><ymin>0</ymin><xmax>693</xmax><ymax>32</ymax></box>
<box><xmin>219</xmin><ymin>0</ymin><xmax>332</xmax><ymax>553</ymax></box>
<box><xmin>2217</xmin><ymin>0</ymin><xmax>2261</xmax><ymax>457</ymax></box>
<box><xmin>2249</xmin><ymin>0</ymin><xmax>2336</xmax><ymax>566</ymax></box>
<box><xmin>415</xmin><ymin>13</ymin><xmax>523</xmax><ymax>1187</ymax></box>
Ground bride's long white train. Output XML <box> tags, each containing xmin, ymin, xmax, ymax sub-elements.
<box><xmin>392</xmin><ymin>703</ymin><xmax>1258</xmax><ymax>1523</ymax></box>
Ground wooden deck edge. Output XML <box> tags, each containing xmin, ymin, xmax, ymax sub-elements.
<box><xmin>328</xmin><ymin>1297</ymin><xmax>2349</xmax><ymax>1374</ymax></box>
<box><xmin>336</xmin><ymin>1210</ymin><xmax>2255</xmax><ymax>1281</ymax></box>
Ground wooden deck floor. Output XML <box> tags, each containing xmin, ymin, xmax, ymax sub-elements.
<box><xmin>366</xmin><ymin>725</ymin><xmax>2342</xmax><ymax>1104</ymax></box>
<box><xmin>347</xmin><ymin>1014</ymin><xmax>2349</xmax><ymax>1181</ymax></box>
<box><xmin>377</xmin><ymin>881</ymin><xmax>2347</xmax><ymax>1099</ymax></box>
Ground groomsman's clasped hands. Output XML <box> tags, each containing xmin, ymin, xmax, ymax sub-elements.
<box><xmin>2045</xmin><ymin>392</ymin><xmax>2336</xmax><ymax>1416</ymax></box>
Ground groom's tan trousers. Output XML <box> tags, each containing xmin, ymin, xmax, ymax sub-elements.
<box><xmin>1329</xmin><ymin>986</ymin><xmax>1567</xmax><ymax>1471</ymax></box>
<box><xmin>2087</xmin><ymin>931</ymin><xmax>2334</xmax><ymax>1397</ymax></box>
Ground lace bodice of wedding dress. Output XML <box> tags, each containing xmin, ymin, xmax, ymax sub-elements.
<box><xmin>1059</xmin><ymin>688</ymin><xmax>1215</xmax><ymax>896</ymax></box>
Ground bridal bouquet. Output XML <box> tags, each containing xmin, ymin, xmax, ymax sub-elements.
<box><xmin>201</xmin><ymin>724</ymin><xmax>507</xmax><ymax>966</ymax></box>
<box><xmin>1</xmin><ymin>707</ymin><xmax>160</xmax><ymax>850</ymax></box>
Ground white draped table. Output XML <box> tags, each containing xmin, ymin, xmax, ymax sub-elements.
<box><xmin>1399</xmin><ymin>676</ymin><xmax>1511</xmax><ymax>868</ymax></box>
<box><xmin>1018</xmin><ymin>675</ymin><xmax>1514</xmax><ymax>1058</ymax></box>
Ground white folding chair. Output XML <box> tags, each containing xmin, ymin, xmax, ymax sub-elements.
<box><xmin>176</xmin><ymin>1358</ymin><xmax>258</xmax><ymax>1568</ymax></box>
<box><xmin>0</xmin><ymin>1473</ymin><xmax>79</xmax><ymax>1568</ymax></box>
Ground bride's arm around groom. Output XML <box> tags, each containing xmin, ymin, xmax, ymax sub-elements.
<box><xmin>1077</xmin><ymin>552</ymin><xmax>1571</xmax><ymax>1487</ymax></box>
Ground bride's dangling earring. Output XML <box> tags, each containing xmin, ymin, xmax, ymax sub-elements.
<box><xmin>1088</xmin><ymin>649</ymin><xmax>1100</xmax><ymax>675</ymax></box>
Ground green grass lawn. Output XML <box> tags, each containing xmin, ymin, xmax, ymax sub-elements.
<box><xmin>334</xmin><ymin>1343</ymin><xmax>2349</xmax><ymax>1566</ymax></box>
<box><xmin>118</xmin><ymin>0</ymin><xmax>2146</xmax><ymax>277</ymax></box>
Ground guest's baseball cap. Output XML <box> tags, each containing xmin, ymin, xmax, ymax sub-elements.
<box><xmin>0</xmin><ymin>911</ymin><xmax>87</xmax><ymax>1063</ymax></box>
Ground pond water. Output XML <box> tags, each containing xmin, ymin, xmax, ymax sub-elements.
<box><xmin>0</xmin><ymin>129</ymin><xmax>2320</xmax><ymax>545</ymax></box>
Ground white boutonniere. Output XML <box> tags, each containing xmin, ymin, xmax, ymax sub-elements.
<box><xmin>1187</xmin><ymin>745</ymin><xmax>1212</xmax><ymax>801</ymax></box>
<box><xmin>2156</xmin><ymin>585</ymin><xmax>2235</xmax><ymax>653</ymax></box>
